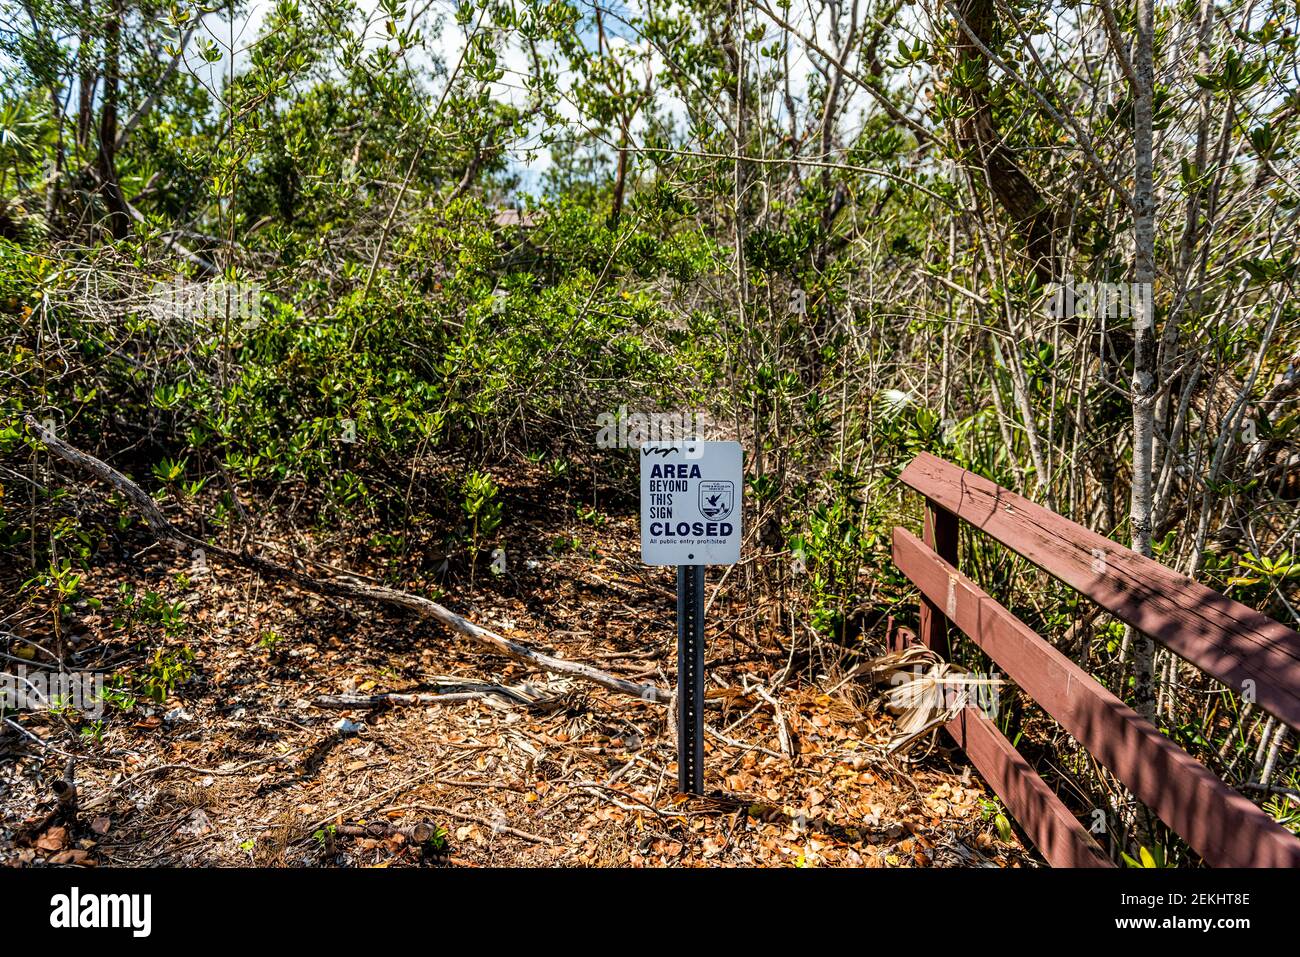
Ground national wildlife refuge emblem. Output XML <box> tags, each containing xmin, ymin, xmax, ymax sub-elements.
<box><xmin>698</xmin><ymin>480</ymin><xmax>735</xmax><ymax>521</ymax></box>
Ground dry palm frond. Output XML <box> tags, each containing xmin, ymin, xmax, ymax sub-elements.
<box><xmin>836</xmin><ymin>647</ymin><xmax>1008</xmax><ymax>759</ymax></box>
<box><xmin>886</xmin><ymin>666</ymin><xmax>1011</xmax><ymax>758</ymax></box>
<box><xmin>829</xmin><ymin>644</ymin><xmax>941</xmax><ymax>692</ymax></box>
<box><xmin>884</xmin><ymin>661</ymin><xmax>970</xmax><ymax>757</ymax></box>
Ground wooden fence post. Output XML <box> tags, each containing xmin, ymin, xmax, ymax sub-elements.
<box><xmin>919</xmin><ymin>498</ymin><xmax>957</xmax><ymax>658</ymax></box>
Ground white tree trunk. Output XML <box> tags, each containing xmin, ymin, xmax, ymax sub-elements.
<box><xmin>1129</xmin><ymin>0</ymin><xmax>1158</xmax><ymax>720</ymax></box>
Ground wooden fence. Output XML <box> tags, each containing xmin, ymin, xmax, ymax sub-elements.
<box><xmin>892</xmin><ymin>451</ymin><xmax>1300</xmax><ymax>867</ymax></box>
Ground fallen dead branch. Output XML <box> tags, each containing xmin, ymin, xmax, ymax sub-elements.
<box><xmin>380</xmin><ymin>802</ymin><xmax>552</xmax><ymax>844</ymax></box>
<box><xmin>295</xmin><ymin>768</ymin><xmax>444</xmax><ymax>847</ymax></box>
<box><xmin>329</xmin><ymin>820</ymin><xmax>442</xmax><ymax>845</ymax></box>
<box><xmin>317</xmin><ymin>679</ymin><xmax>542</xmax><ymax>710</ymax></box>
<box><xmin>26</xmin><ymin>416</ymin><xmax>671</xmax><ymax>705</ymax></box>
<box><xmin>569</xmin><ymin>782</ymin><xmax>688</xmax><ymax>819</ymax></box>
<box><xmin>754</xmin><ymin>685</ymin><xmax>798</xmax><ymax>762</ymax></box>
<box><xmin>52</xmin><ymin>758</ymin><xmax>78</xmax><ymax>820</ymax></box>
<box><xmin>80</xmin><ymin>740</ymin><xmax>326</xmax><ymax>813</ymax></box>
<box><xmin>315</xmin><ymin>686</ymin><xmax>540</xmax><ymax>709</ymax></box>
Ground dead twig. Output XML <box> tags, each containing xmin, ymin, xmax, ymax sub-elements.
<box><xmin>314</xmin><ymin>683</ymin><xmax>541</xmax><ymax>709</ymax></box>
<box><xmin>380</xmin><ymin>802</ymin><xmax>552</xmax><ymax>844</ymax></box>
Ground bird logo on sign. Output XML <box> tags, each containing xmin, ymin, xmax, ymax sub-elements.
<box><xmin>699</xmin><ymin>480</ymin><xmax>734</xmax><ymax>520</ymax></box>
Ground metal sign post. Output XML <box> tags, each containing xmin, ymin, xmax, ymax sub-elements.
<box><xmin>676</xmin><ymin>564</ymin><xmax>706</xmax><ymax>794</ymax></box>
<box><xmin>640</xmin><ymin>441</ymin><xmax>742</xmax><ymax>796</ymax></box>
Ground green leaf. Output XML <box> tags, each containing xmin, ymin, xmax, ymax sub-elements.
<box><xmin>994</xmin><ymin>813</ymin><xmax>1014</xmax><ymax>842</ymax></box>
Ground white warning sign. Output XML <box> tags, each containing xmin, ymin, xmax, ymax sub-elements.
<box><xmin>640</xmin><ymin>441</ymin><xmax>743</xmax><ymax>565</ymax></box>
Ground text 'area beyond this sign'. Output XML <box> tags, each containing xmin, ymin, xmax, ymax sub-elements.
<box><xmin>640</xmin><ymin>441</ymin><xmax>742</xmax><ymax>565</ymax></box>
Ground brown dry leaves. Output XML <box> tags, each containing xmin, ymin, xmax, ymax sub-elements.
<box><xmin>2</xmin><ymin>459</ymin><xmax>1032</xmax><ymax>869</ymax></box>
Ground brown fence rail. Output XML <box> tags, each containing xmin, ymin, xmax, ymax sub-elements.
<box><xmin>892</xmin><ymin>452</ymin><xmax>1300</xmax><ymax>868</ymax></box>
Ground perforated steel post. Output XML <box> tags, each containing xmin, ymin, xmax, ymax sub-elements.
<box><xmin>676</xmin><ymin>564</ymin><xmax>705</xmax><ymax>795</ymax></box>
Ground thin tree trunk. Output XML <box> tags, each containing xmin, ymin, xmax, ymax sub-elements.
<box><xmin>77</xmin><ymin>0</ymin><xmax>96</xmax><ymax>151</ymax></box>
<box><xmin>95</xmin><ymin>0</ymin><xmax>130</xmax><ymax>240</ymax></box>
<box><xmin>1128</xmin><ymin>0</ymin><xmax>1158</xmax><ymax>721</ymax></box>
<box><xmin>1259</xmin><ymin>725</ymin><xmax>1288</xmax><ymax>787</ymax></box>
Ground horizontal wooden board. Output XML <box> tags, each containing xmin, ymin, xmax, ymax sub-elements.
<box><xmin>894</xmin><ymin>526</ymin><xmax>1300</xmax><ymax>867</ymax></box>
<box><xmin>899</xmin><ymin>452</ymin><xmax>1300</xmax><ymax>731</ymax></box>
<box><xmin>943</xmin><ymin>706</ymin><xmax>1113</xmax><ymax>867</ymax></box>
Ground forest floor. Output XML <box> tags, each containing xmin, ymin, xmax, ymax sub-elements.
<box><xmin>1</xmin><ymin>455</ymin><xmax>1034</xmax><ymax>867</ymax></box>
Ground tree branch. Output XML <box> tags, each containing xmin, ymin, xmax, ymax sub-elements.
<box><xmin>24</xmin><ymin>416</ymin><xmax>671</xmax><ymax>705</ymax></box>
